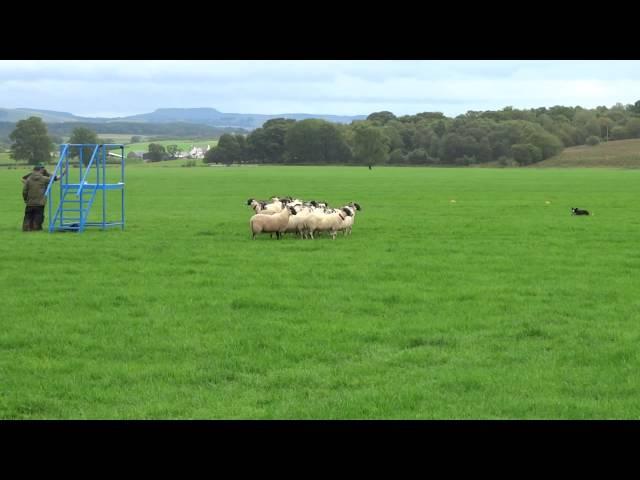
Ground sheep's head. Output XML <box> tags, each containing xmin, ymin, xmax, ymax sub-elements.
<box><xmin>342</xmin><ymin>207</ymin><xmax>353</xmax><ymax>216</ymax></box>
<box><xmin>288</xmin><ymin>206</ymin><xmax>298</xmax><ymax>215</ymax></box>
<box><xmin>352</xmin><ymin>202</ymin><xmax>361</xmax><ymax>211</ymax></box>
<box><xmin>309</xmin><ymin>200</ymin><xmax>318</xmax><ymax>207</ymax></box>
<box><xmin>247</xmin><ymin>198</ymin><xmax>255</xmax><ymax>205</ymax></box>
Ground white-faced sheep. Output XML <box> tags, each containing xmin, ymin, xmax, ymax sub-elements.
<box><xmin>303</xmin><ymin>208</ymin><xmax>352</xmax><ymax>240</ymax></box>
<box><xmin>284</xmin><ymin>205</ymin><xmax>314</xmax><ymax>237</ymax></box>
<box><xmin>250</xmin><ymin>205</ymin><xmax>297</xmax><ymax>240</ymax></box>
<box><xmin>262</xmin><ymin>198</ymin><xmax>289</xmax><ymax>214</ymax></box>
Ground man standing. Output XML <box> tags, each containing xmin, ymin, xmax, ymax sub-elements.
<box><xmin>22</xmin><ymin>165</ymin><xmax>61</xmax><ymax>231</ymax></box>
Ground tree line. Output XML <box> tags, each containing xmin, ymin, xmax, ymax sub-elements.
<box><xmin>6</xmin><ymin>119</ymin><xmax>126</xmax><ymax>165</ymax></box>
<box><xmin>7</xmin><ymin>100</ymin><xmax>640</xmax><ymax>166</ymax></box>
<box><xmin>205</xmin><ymin>101</ymin><xmax>640</xmax><ymax>166</ymax></box>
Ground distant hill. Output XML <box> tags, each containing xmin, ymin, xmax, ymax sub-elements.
<box><xmin>120</xmin><ymin>108</ymin><xmax>366</xmax><ymax>129</ymax></box>
<box><xmin>0</xmin><ymin>108</ymin><xmax>94</xmax><ymax>123</ymax></box>
<box><xmin>534</xmin><ymin>139</ymin><xmax>640</xmax><ymax>168</ymax></box>
<box><xmin>0</xmin><ymin>107</ymin><xmax>366</xmax><ymax>130</ymax></box>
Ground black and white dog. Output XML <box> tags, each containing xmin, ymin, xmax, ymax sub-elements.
<box><xmin>571</xmin><ymin>207</ymin><xmax>590</xmax><ymax>216</ymax></box>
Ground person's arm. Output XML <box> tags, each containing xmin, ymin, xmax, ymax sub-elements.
<box><xmin>44</xmin><ymin>168</ymin><xmax>65</xmax><ymax>181</ymax></box>
<box><xmin>22</xmin><ymin>181</ymin><xmax>28</xmax><ymax>202</ymax></box>
<box><xmin>55</xmin><ymin>167</ymin><xmax>67</xmax><ymax>181</ymax></box>
<box><xmin>21</xmin><ymin>173</ymin><xmax>30</xmax><ymax>184</ymax></box>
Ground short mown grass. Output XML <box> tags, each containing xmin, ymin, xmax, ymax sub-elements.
<box><xmin>1</xmin><ymin>165</ymin><xmax>639</xmax><ymax>419</ymax></box>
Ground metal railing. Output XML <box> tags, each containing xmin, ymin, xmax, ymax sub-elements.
<box><xmin>76</xmin><ymin>144</ymin><xmax>100</xmax><ymax>196</ymax></box>
<box><xmin>44</xmin><ymin>144</ymin><xmax>69</xmax><ymax>197</ymax></box>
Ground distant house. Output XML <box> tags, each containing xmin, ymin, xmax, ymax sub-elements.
<box><xmin>188</xmin><ymin>145</ymin><xmax>211</xmax><ymax>159</ymax></box>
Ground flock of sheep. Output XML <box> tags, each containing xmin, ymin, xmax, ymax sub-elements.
<box><xmin>247</xmin><ymin>196</ymin><xmax>361</xmax><ymax>240</ymax></box>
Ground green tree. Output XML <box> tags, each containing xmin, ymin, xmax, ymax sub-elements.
<box><xmin>438</xmin><ymin>133</ymin><xmax>465</xmax><ymax>162</ymax></box>
<box><xmin>585</xmin><ymin>135</ymin><xmax>600</xmax><ymax>146</ymax></box>
<box><xmin>352</xmin><ymin>124</ymin><xmax>390</xmax><ymax>165</ymax></box>
<box><xmin>9</xmin><ymin>116</ymin><xmax>54</xmax><ymax>165</ymax></box>
<box><xmin>166</xmin><ymin>145</ymin><xmax>179</xmax><ymax>158</ymax></box>
<box><xmin>511</xmin><ymin>143</ymin><xmax>542</xmax><ymax>165</ymax></box>
<box><xmin>147</xmin><ymin>143</ymin><xmax>167</xmax><ymax>162</ymax></box>
<box><xmin>234</xmin><ymin>134</ymin><xmax>248</xmax><ymax>162</ymax></box>
<box><xmin>382</xmin><ymin>125</ymin><xmax>404</xmax><ymax>151</ymax></box>
<box><xmin>69</xmin><ymin>127</ymin><xmax>99</xmax><ymax>161</ymax></box>
<box><xmin>406</xmin><ymin>148</ymin><xmax>431</xmax><ymax>165</ymax></box>
<box><xmin>218</xmin><ymin>134</ymin><xmax>241</xmax><ymax>164</ymax></box>
<box><xmin>527</xmin><ymin>130</ymin><xmax>563</xmax><ymax>159</ymax></box>
<box><xmin>625</xmin><ymin>118</ymin><xmax>640</xmax><ymax>138</ymax></box>
<box><xmin>284</xmin><ymin>119</ymin><xmax>352</xmax><ymax>164</ymax></box>
<box><xmin>130</xmin><ymin>136</ymin><xmax>142</xmax><ymax>144</ymax></box>
<box><xmin>388</xmin><ymin>148</ymin><xmax>406</xmax><ymax>164</ymax></box>
<box><xmin>367</xmin><ymin>111</ymin><xmax>397</xmax><ymax>126</ymax></box>
<box><xmin>611</xmin><ymin>125</ymin><xmax>629</xmax><ymax>140</ymax></box>
<box><xmin>204</xmin><ymin>134</ymin><xmax>248</xmax><ymax>165</ymax></box>
<box><xmin>246</xmin><ymin>118</ymin><xmax>295</xmax><ymax>163</ymax></box>
<box><xmin>598</xmin><ymin>116</ymin><xmax>614</xmax><ymax>141</ymax></box>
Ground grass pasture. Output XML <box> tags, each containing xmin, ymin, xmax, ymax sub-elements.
<box><xmin>1</xmin><ymin>166</ymin><xmax>640</xmax><ymax>419</ymax></box>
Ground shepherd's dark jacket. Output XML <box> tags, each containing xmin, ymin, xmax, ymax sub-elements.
<box><xmin>23</xmin><ymin>171</ymin><xmax>53</xmax><ymax>206</ymax></box>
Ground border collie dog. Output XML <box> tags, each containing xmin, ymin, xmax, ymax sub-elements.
<box><xmin>571</xmin><ymin>207</ymin><xmax>590</xmax><ymax>216</ymax></box>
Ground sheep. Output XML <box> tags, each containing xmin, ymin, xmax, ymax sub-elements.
<box><xmin>247</xmin><ymin>197</ymin><xmax>289</xmax><ymax>214</ymax></box>
<box><xmin>262</xmin><ymin>198</ymin><xmax>288</xmax><ymax>214</ymax></box>
<box><xmin>284</xmin><ymin>205</ymin><xmax>314</xmax><ymax>237</ymax></box>
<box><xmin>247</xmin><ymin>198</ymin><xmax>291</xmax><ymax>238</ymax></box>
<box><xmin>250</xmin><ymin>205</ymin><xmax>297</xmax><ymax>240</ymax></box>
<box><xmin>289</xmin><ymin>198</ymin><xmax>304</xmax><ymax>208</ymax></box>
<box><xmin>247</xmin><ymin>198</ymin><xmax>270</xmax><ymax>215</ymax></box>
<box><xmin>308</xmin><ymin>200</ymin><xmax>329</xmax><ymax>209</ymax></box>
<box><xmin>338</xmin><ymin>202</ymin><xmax>361</xmax><ymax>236</ymax></box>
<box><xmin>303</xmin><ymin>208</ymin><xmax>352</xmax><ymax>240</ymax></box>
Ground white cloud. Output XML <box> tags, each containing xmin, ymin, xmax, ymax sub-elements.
<box><xmin>0</xmin><ymin>60</ymin><xmax>639</xmax><ymax>117</ymax></box>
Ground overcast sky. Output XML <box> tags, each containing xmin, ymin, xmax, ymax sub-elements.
<box><xmin>1</xmin><ymin>60</ymin><xmax>639</xmax><ymax>118</ymax></box>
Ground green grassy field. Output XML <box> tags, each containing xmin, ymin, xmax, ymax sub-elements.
<box><xmin>2</xmin><ymin>166</ymin><xmax>640</xmax><ymax>419</ymax></box>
